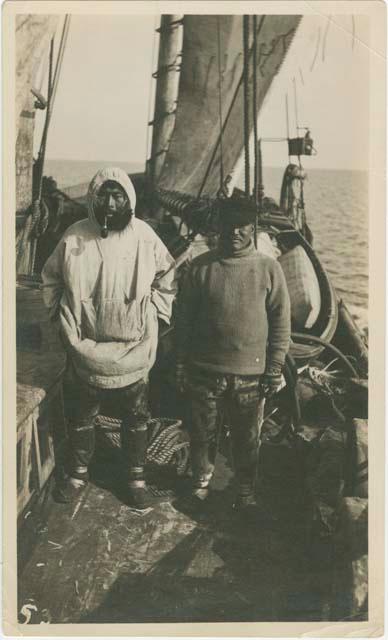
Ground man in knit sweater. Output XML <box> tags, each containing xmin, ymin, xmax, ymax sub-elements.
<box><xmin>175</xmin><ymin>198</ymin><xmax>291</xmax><ymax>508</ymax></box>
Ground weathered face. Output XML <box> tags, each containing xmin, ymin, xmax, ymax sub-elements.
<box><xmin>219</xmin><ymin>220</ymin><xmax>254</xmax><ymax>253</ymax></box>
<box><xmin>94</xmin><ymin>180</ymin><xmax>132</xmax><ymax>232</ymax></box>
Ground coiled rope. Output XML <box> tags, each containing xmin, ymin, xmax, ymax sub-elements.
<box><xmin>95</xmin><ymin>416</ymin><xmax>190</xmax><ymax>475</ymax></box>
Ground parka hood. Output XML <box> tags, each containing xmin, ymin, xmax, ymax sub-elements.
<box><xmin>87</xmin><ymin>167</ymin><xmax>137</xmax><ymax>227</ymax></box>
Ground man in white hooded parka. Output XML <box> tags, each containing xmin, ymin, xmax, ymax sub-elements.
<box><xmin>42</xmin><ymin>167</ymin><xmax>176</xmax><ymax>509</ymax></box>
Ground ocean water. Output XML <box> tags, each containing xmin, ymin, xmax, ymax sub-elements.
<box><xmin>264</xmin><ymin>167</ymin><xmax>368</xmax><ymax>329</ymax></box>
<box><xmin>45</xmin><ymin>159</ymin><xmax>143</xmax><ymax>190</ymax></box>
<box><xmin>45</xmin><ymin>159</ymin><xmax>368</xmax><ymax>329</ymax></box>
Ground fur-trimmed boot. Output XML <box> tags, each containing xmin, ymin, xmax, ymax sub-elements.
<box><xmin>122</xmin><ymin>423</ymin><xmax>161</xmax><ymax>510</ymax></box>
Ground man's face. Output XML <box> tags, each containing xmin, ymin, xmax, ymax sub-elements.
<box><xmin>220</xmin><ymin>220</ymin><xmax>254</xmax><ymax>253</ymax></box>
<box><xmin>94</xmin><ymin>181</ymin><xmax>132</xmax><ymax>232</ymax></box>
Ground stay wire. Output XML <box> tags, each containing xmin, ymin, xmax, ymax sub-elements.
<box><xmin>38</xmin><ymin>15</ymin><xmax>70</xmax><ymax>163</ymax></box>
<box><xmin>36</xmin><ymin>39</ymin><xmax>54</xmax><ymax>200</ymax></box>
<box><xmin>252</xmin><ymin>14</ymin><xmax>258</xmax><ymax>247</ymax></box>
<box><xmin>145</xmin><ymin>14</ymin><xmax>160</xmax><ymax>179</ymax></box>
<box><xmin>50</xmin><ymin>15</ymin><xmax>71</xmax><ymax>115</ymax></box>
<box><xmin>243</xmin><ymin>15</ymin><xmax>251</xmax><ymax>198</ymax></box>
<box><xmin>216</xmin><ymin>16</ymin><xmax>224</xmax><ymax>191</ymax></box>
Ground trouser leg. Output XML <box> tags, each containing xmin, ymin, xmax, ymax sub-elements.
<box><xmin>64</xmin><ymin>368</ymin><xmax>101</xmax><ymax>480</ymax></box>
<box><xmin>188</xmin><ymin>368</ymin><xmax>226</xmax><ymax>490</ymax></box>
<box><xmin>228</xmin><ymin>376</ymin><xmax>262</xmax><ymax>498</ymax></box>
<box><xmin>116</xmin><ymin>377</ymin><xmax>150</xmax><ymax>489</ymax></box>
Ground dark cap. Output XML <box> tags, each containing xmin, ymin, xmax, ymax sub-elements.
<box><xmin>218</xmin><ymin>197</ymin><xmax>257</xmax><ymax>227</ymax></box>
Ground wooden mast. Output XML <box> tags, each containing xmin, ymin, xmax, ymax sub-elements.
<box><xmin>149</xmin><ymin>15</ymin><xmax>183</xmax><ymax>189</ymax></box>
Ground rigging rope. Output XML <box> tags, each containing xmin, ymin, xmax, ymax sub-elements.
<box><xmin>351</xmin><ymin>15</ymin><xmax>356</xmax><ymax>50</ymax></box>
<box><xmin>252</xmin><ymin>15</ymin><xmax>258</xmax><ymax>247</ymax></box>
<box><xmin>145</xmin><ymin>13</ymin><xmax>160</xmax><ymax>179</ymax></box>
<box><xmin>37</xmin><ymin>15</ymin><xmax>70</xmax><ymax>166</ymax></box>
<box><xmin>30</xmin><ymin>40</ymin><xmax>54</xmax><ymax>274</ymax></box>
<box><xmin>322</xmin><ymin>15</ymin><xmax>331</xmax><ymax>62</ymax></box>
<box><xmin>216</xmin><ymin>16</ymin><xmax>224</xmax><ymax>190</ymax></box>
<box><xmin>31</xmin><ymin>17</ymin><xmax>70</xmax><ymax>273</ymax></box>
<box><xmin>50</xmin><ymin>15</ymin><xmax>71</xmax><ymax>116</ymax></box>
<box><xmin>243</xmin><ymin>15</ymin><xmax>251</xmax><ymax>197</ymax></box>
<box><xmin>35</xmin><ymin>38</ymin><xmax>54</xmax><ymax>202</ymax></box>
<box><xmin>310</xmin><ymin>26</ymin><xmax>321</xmax><ymax>72</ymax></box>
<box><xmin>293</xmin><ymin>77</ymin><xmax>299</xmax><ymax>133</ymax></box>
<box><xmin>285</xmin><ymin>94</ymin><xmax>291</xmax><ymax>162</ymax></box>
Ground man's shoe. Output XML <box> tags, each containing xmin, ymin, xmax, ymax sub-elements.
<box><xmin>127</xmin><ymin>486</ymin><xmax>162</xmax><ymax>510</ymax></box>
<box><xmin>54</xmin><ymin>477</ymin><xmax>87</xmax><ymax>504</ymax></box>
<box><xmin>234</xmin><ymin>494</ymin><xmax>257</xmax><ymax>508</ymax></box>
<box><xmin>233</xmin><ymin>494</ymin><xmax>257</xmax><ymax>517</ymax></box>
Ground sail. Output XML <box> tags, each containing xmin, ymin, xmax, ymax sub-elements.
<box><xmin>157</xmin><ymin>15</ymin><xmax>301</xmax><ymax>198</ymax></box>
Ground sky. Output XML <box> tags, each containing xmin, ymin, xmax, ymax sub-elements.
<box><xmin>37</xmin><ymin>13</ymin><xmax>369</xmax><ymax>170</ymax></box>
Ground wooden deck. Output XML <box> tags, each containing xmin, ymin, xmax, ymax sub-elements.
<box><xmin>17</xmin><ymin>443</ymin><xmax>330</xmax><ymax>625</ymax></box>
<box><xmin>15</xmin><ymin>282</ymin><xmax>367</xmax><ymax>624</ymax></box>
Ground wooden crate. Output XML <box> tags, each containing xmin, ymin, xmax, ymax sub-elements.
<box><xmin>17</xmin><ymin>352</ymin><xmax>66</xmax><ymax>518</ymax></box>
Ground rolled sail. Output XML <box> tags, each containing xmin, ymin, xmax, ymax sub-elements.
<box><xmin>157</xmin><ymin>15</ymin><xmax>301</xmax><ymax>198</ymax></box>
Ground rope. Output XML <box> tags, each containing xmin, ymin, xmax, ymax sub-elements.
<box><xmin>310</xmin><ymin>26</ymin><xmax>321</xmax><ymax>72</ymax></box>
<box><xmin>216</xmin><ymin>16</ymin><xmax>224</xmax><ymax>190</ymax></box>
<box><xmin>145</xmin><ymin>13</ymin><xmax>159</xmax><ymax>177</ymax></box>
<box><xmin>252</xmin><ymin>15</ymin><xmax>258</xmax><ymax>247</ymax></box>
<box><xmin>35</xmin><ymin>39</ymin><xmax>54</xmax><ymax>202</ymax></box>
<box><xmin>31</xmin><ymin>15</ymin><xmax>70</xmax><ymax>274</ymax></box>
<box><xmin>95</xmin><ymin>416</ymin><xmax>189</xmax><ymax>473</ymax></box>
<box><xmin>322</xmin><ymin>16</ymin><xmax>331</xmax><ymax>62</ymax></box>
<box><xmin>37</xmin><ymin>16</ymin><xmax>71</xmax><ymax>178</ymax></box>
<box><xmin>293</xmin><ymin>77</ymin><xmax>299</xmax><ymax>133</ymax></box>
<box><xmin>30</xmin><ymin>39</ymin><xmax>54</xmax><ymax>274</ymax></box>
<box><xmin>50</xmin><ymin>16</ymin><xmax>71</xmax><ymax>116</ymax></box>
<box><xmin>351</xmin><ymin>15</ymin><xmax>356</xmax><ymax>51</ymax></box>
<box><xmin>152</xmin><ymin>57</ymin><xmax>180</xmax><ymax>79</ymax></box>
<box><xmin>243</xmin><ymin>15</ymin><xmax>251</xmax><ymax>197</ymax></box>
<box><xmin>291</xmin><ymin>332</ymin><xmax>359</xmax><ymax>378</ymax></box>
<box><xmin>156</xmin><ymin>17</ymin><xmax>184</xmax><ymax>33</ymax></box>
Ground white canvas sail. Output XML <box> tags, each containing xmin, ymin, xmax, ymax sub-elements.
<box><xmin>157</xmin><ymin>15</ymin><xmax>302</xmax><ymax>198</ymax></box>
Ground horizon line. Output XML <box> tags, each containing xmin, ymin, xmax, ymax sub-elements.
<box><xmin>46</xmin><ymin>157</ymin><xmax>368</xmax><ymax>172</ymax></box>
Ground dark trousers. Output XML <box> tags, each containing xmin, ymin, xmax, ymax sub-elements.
<box><xmin>64</xmin><ymin>367</ymin><xmax>150</xmax><ymax>486</ymax></box>
<box><xmin>188</xmin><ymin>366</ymin><xmax>264</xmax><ymax>497</ymax></box>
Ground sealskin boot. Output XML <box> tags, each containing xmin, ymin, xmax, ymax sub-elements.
<box><xmin>54</xmin><ymin>477</ymin><xmax>88</xmax><ymax>504</ymax></box>
<box><xmin>123</xmin><ymin>423</ymin><xmax>162</xmax><ymax>510</ymax></box>
<box><xmin>127</xmin><ymin>484</ymin><xmax>162</xmax><ymax>510</ymax></box>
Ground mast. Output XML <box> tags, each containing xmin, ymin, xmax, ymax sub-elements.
<box><xmin>149</xmin><ymin>15</ymin><xmax>183</xmax><ymax>187</ymax></box>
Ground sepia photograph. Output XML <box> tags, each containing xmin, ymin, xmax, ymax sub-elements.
<box><xmin>2</xmin><ymin>0</ymin><xmax>385</xmax><ymax>634</ymax></box>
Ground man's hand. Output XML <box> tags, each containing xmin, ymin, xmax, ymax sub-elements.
<box><xmin>175</xmin><ymin>363</ymin><xmax>187</xmax><ymax>394</ymax></box>
<box><xmin>261</xmin><ymin>369</ymin><xmax>283</xmax><ymax>397</ymax></box>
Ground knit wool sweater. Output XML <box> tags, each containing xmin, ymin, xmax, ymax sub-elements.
<box><xmin>175</xmin><ymin>242</ymin><xmax>291</xmax><ymax>375</ymax></box>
